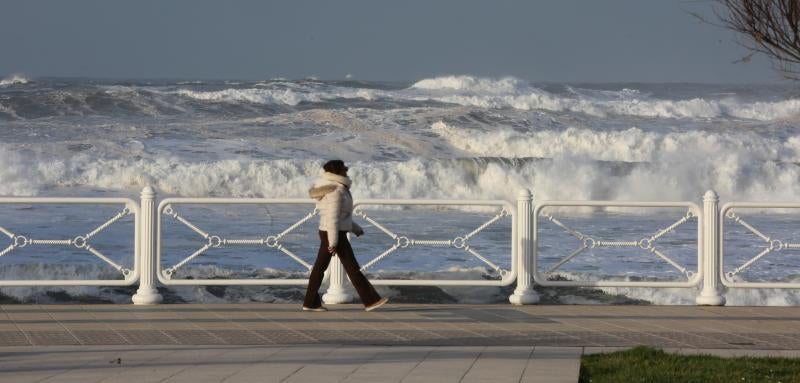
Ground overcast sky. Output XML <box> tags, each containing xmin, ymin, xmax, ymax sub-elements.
<box><xmin>0</xmin><ymin>0</ymin><xmax>783</xmax><ymax>83</ymax></box>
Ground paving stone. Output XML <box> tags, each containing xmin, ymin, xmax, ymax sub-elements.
<box><xmin>648</xmin><ymin>331</ymin><xmax>731</xmax><ymax>348</ymax></box>
<box><xmin>402</xmin><ymin>346</ymin><xmax>484</xmax><ymax>383</ymax></box>
<box><xmin>0</xmin><ymin>331</ymin><xmax>30</xmax><ymax>346</ymax></box>
<box><xmin>161</xmin><ymin>330</ymin><xmax>225</xmax><ymax>345</ymax></box>
<box><xmin>159</xmin><ymin>347</ymin><xmax>282</xmax><ymax>383</ymax></box>
<box><xmin>72</xmin><ymin>330</ymin><xmax>127</xmax><ymax>345</ymax></box>
<box><xmin>223</xmin><ymin>345</ymin><xmax>337</xmax><ymax>383</ymax></box>
<box><xmin>117</xmin><ymin>330</ymin><xmax>177</xmax><ymax>345</ymax></box>
<box><xmin>282</xmin><ymin>346</ymin><xmax>384</xmax><ymax>383</ymax></box>
<box><xmin>461</xmin><ymin>346</ymin><xmax>534</xmax><ymax>383</ymax></box>
<box><xmin>611</xmin><ymin>332</ymin><xmax>686</xmax><ymax>348</ymax></box>
<box><xmin>582</xmin><ymin>346</ymin><xmax>631</xmax><ymax>355</ymax></box>
<box><xmin>253</xmin><ymin>330</ymin><xmax>317</xmax><ymax>344</ymax></box>
<box><xmin>568</xmin><ymin>331</ymin><xmax>634</xmax><ymax>347</ymax></box>
<box><xmin>25</xmin><ymin>331</ymin><xmax>80</xmax><ymax>346</ymax></box>
<box><xmin>341</xmin><ymin>346</ymin><xmax>435</xmax><ymax>383</ymax></box>
<box><xmin>521</xmin><ymin>347</ymin><xmax>582</xmax><ymax>383</ymax></box>
<box><xmin>207</xmin><ymin>330</ymin><xmax>272</xmax><ymax>345</ymax></box>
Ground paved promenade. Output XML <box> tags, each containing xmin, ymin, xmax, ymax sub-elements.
<box><xmin>2</xmin><ymin>304</ymin><xmax>800</xmax><ymax>382</ymax></box>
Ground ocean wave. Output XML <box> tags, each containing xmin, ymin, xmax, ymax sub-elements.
<box><xmin>0</xmin><ymin>102</ymin><xmax>20</xmax><ymax>120</ymax></box>
<box><xmin>3</xmin><ymin>76</ymin><xmax>799</xmax><ymax>121</ymax></box>
<box><xmin>407</xmin><ymin>75</ymin><xmax>800</xmax><ymax>121</ymax></box>
<box><xmin>3</xmin><ymin>137</ymin><xmax>800</xmax><ymax>204</ymax></box>
<box><xmin>551</xmin><ymin>272</ymin><xmax>800</xmax><ymax>306</ymax></box>
<box><xmin>412</xmin><ymin>76</ymin><xmax>524</xmax><ymax>93</ymax></box>
<box><xmin>430</xmin><ymin>121</ymin><xmax>797</xmax><ymax>162</ymax></box>
<box><xmin>176</xmin><ymin>88</ymin><xmax>319</xmax><ymax>106</ymax></box>
<box><xmin>0</xmin><ymin>74</ymin><xmax>28</xmax><ymax>87</ymax></box>
<box><xmin>174</xmin><ymin>86</ymin><xmax>376</xmax><ymax>106</ymax></box>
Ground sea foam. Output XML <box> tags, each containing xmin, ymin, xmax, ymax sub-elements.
<box><xmin>0</xmin><ymin>74</ymin><xmax>28</xmax><ymax>87</ymax></box>
<box><xmin>410</xmin><ymin>75</ymin><xmax>800</xmax><ymax>121</ymax></box>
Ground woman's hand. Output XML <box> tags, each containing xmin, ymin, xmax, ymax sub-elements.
<box><xmin>327</xmin><ymin>246</ymin><xmax>336</xmax><ymax>255</ymax></box>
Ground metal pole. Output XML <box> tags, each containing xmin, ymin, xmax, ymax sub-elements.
<box><xmin>510</xmin><ymin>189</ymin><xmax>539</xmax><ymax>305</ymax></box>
<box><xmin>696</xmin><ymin>190</ymin><xmax>725</xmax><ymax>306</ymax></box>
<box><xmin>323</xmin><ymin>234</ymin><xmax>353</xmax><ymax>304</ymax></box>
<box><xmin>132</xmin><ymin>186</ymin><xmax>163</xmax><ymax>305</ymax></box>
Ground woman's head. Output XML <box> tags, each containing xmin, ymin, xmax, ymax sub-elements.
<box><xmin>323</xmin><ymin>160</ymin><xmax>348</xmax><ymax>176</ymax></box>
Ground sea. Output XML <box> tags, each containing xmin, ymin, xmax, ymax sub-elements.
<box><xmin>1</xmin><ymin>74</ymin><xmax>800</xmax><ymax>306</ymax></box>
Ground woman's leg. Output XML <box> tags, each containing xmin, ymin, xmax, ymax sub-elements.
<box><xmin>335</xmin><ymin>231</ymin><xmax>382</xmax><ymax>307</ymax></box>
<box><xmin>303</xmin><ymin>231</ymin><xmax>333</xmax><ymax>308</ymax></box>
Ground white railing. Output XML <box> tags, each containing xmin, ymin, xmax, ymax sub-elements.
<box><xmin>325</xmin><ymin>198</ymin><xmax>522</xmax><ymax>304</ymax></box>
<box><xmin>4</xmin><ymin>186</ymin><xmax>800</xmax><ymax>306</ymax></box>
<box><xmin>532</xmin><ymin>201</ymin><xmax>703</xmax><ymax>288</ymax></box>
<box><xmin>350</xmin><ymin>199</ymin><xmax>517</xmax><ymax>286</ymax></box>
<box><xmin>0</xmin><ymin>197</ymin><xmax>140</xmax><ymax>286</ymax></box>
<box><xmin>720</xmin><ymin>202</ymin><xmax>800</xmax><ymax>289</ymax></box>
<box><xmin>153</xmin><ymin>197</ymin><xmax>529</xmax><ymax>304</ymax></box>
<box><xmin>156</xmin><ymin>198</ymin><xmax>319</xmax><ymax>286</ymax></box>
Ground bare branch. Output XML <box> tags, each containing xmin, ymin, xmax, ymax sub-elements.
<box><xmin>715</xmin><ymin>0</ymin><xmax>800</xmax><ymax>79</ymax></box>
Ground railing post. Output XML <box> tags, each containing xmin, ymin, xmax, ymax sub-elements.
<box><xmin>696</xmin><ymin>189</ymin><xmax>725</xmax><ymax>306</ymax></box>
<box><xmin>323</xmin><ymin>234</ymin><xmax>353</xmax><ymax>304</ymax></box>
<box><xmin>510</xmin><ymin>189</ymin><xmax>539</xmax><ymax>305</ymax></box>
<box><xmin>132</xmin><ymin>186</ymin><xmax>163</xmax><ymax>305</ymax></box>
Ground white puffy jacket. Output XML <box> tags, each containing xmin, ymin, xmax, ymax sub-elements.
<box><xmin>308</xmin><ymin>172</ymin><xmax>363</xmax><ymax>247</ymax></box>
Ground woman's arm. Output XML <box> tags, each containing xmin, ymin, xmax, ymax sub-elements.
<box><xmin>351</xmin><ymin>221</ymin><xmax>364</xmax><ymax>236</ymax></box>
<box><xmin>323</xmin><ymin>188</ymin><xmax>343</xmax><ymax>250</ymax></box>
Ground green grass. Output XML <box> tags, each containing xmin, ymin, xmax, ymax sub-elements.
<box><xmin>580</xmin><ymin>346</ymin><xmax>800</xmax><ymax>383</ymax></box>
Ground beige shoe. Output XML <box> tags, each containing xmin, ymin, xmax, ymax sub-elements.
<box><xmin>365</xmin><ymin>297</ymin><xmax>389</xmax><ymax>312</ymax></box>
<box><xmin>302</xmin><ymin>306</ymin><xmax>328</xmax><ymax>312</ymax></box>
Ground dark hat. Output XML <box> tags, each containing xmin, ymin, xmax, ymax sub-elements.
<box><xmin>323</xmin><ymin>160</ymin><xmax>348</xmax><ymax>174</ymax></box>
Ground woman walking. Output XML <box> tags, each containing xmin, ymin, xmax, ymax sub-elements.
<box><xmin>303</xmin><ymin>160</ymin><xmax>388</xmax><ymax>312</ymax></box>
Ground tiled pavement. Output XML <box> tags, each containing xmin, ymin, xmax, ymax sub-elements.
<box><xmin>3</xmin><ymin>304</ymin><xmax>800</xmax><ymax>349</ymax></box>
<box><xmin>1</xmin><ymin>304</ymin><xmax>800</xmax><ymax>382</ymax></box>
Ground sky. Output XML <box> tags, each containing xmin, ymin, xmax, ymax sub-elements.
<box><xmin>0</xmin><ymin>0</ymin><xmax>783</xmax><ymax>83</ymax></box>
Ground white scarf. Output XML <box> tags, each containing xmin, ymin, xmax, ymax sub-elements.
<box><xmin>322</xmin><ymin>172</ymin><xmax>352</xmax><ymax>188</ymax></box>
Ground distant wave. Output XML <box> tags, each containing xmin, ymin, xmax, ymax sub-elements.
<box><xmin>174</xmin><ymin>86</ymin><xmax>376</xmax><ymax>106</ymax></box>
<box><xmin>412</xmin><ymin>76</ymin><xmax>525</xmax><ymax>93</ymax></box>
<box><xmin>408</xmin><ymin>75</ymin><xmax>800</xmax><ymax>121</ymax></box>
<box><xmin>0</xmin><ymin>74</ymin><xmax>29</xmax><ymax>86</ymax></box>
<box><xmin>172</xmin><ymin>75</ymin><xmax>800</xmax><ymax>120</ymax></box>
<box><xmin>2</xmin><ymin>76</ymin><xmax>799</xmax><ymax>121</ymax></box>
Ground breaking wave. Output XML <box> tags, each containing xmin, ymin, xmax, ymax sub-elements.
<box><xmin>174</xmin><ymin>86</ymin><xmax>376</xmax><ymax>106</ymax></box>
<box><xmin>0</xmin><ymin>74</ymin><xmax>28</xmax><ymax>87</ymax></box>
<box><xmin>410</xmin><ymin>75</ymin><xmax>800</xmax><ymax>120</ymax></box>
<box><xmin>2</xmin><ymin>76</ymin><xmax>798</xmax><ymax>121</ymax></box>
<box><xmin>2</xmin><ymin>135</ymin><xmax>800</xmax><ymax>204</ymax></box>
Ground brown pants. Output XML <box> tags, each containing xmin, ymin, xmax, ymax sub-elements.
<box><xmin>303</xmin><ymin>231</ymin><xmax>382</xmax><ymax>308</ymax></box>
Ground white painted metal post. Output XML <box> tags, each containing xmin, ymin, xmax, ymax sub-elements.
<box><xmin>510</xmin><ymin>189</ymin><xmax>539</xmax><ymax>305</ymax></box>
<box><xmin>323</xmin><ymin>234</ymin><xmax>353</xmax><ymax>304</ymax></box>
<box><xmin>696</xmin><ymin>190</ymin><xmax>726</xmax><ymax>306</ymax></box>
<box><xmin>132</xmin><ymin>186</ymin><xmax>163</xmax><ymax>305</ymax></box>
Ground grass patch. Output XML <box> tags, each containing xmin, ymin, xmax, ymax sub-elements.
<box><xmin>580</xmin><ymin>346</ymin><xmax>800</xmax><ymax>383</ymax></box>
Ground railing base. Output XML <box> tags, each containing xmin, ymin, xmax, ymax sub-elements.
<box><xmin>509</xmin><ymin>289</ymin><xmax>539</xmax><ymax>305</ymax></box>
<box><xmin>695</xmin><ymin>294</ymin><xmax>726</xmax><ymax>306</ymax></box>
<box><xmin>323</xmin><ymin>288</ymin><xmax>353</xmax><ymax>304</ymax></box>
<box><xmin>132</xmin><ymin>288</ymin><xmax>163</xmax><ymax>305</ymax></box>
